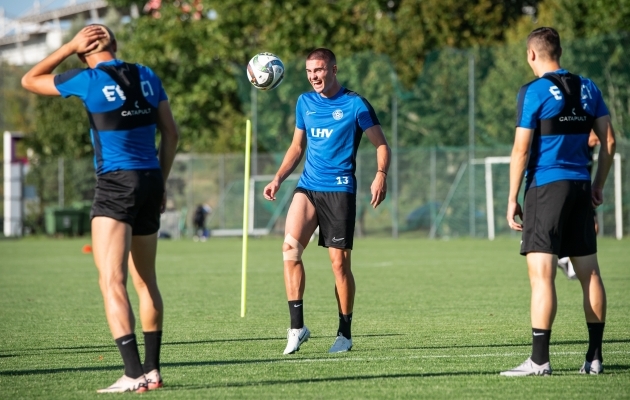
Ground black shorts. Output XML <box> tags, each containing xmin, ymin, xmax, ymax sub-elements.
<box><xmin>294</xmin><ymin>188</ymin><xmax>356</xmax><ymax>250</ymax></box>
<box><xmin>91</xmin><ymin>169</ymin><xmax>164</xmax><ymax>236</ymax></box>
<box><xmin>520</xmin><ymin>180</ymin><xmax>596</xmax><ymax>258</ymax></box>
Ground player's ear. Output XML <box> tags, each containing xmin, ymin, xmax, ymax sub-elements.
<box><xmin>332</xmin><ymin>64</ymin><xmax>337</xmax><ymax>75</ymax></box>
<box><xmin>527</xmin><ymin>48</ymin><xmax>535</xmax><ymax>62</ymax></box>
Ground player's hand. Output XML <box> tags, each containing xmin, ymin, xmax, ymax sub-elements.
<box><xmin>591</xmin><ymin>186</ymin><xmax>604</xmax><ymax>208</ymax></box>
<box><xmin>370</xmin><ymin>173</ymin><xmax>387</xmax><ymax>208</ymax></box>
<box><xmin>507</xmin><ymin>200</ymin><xmax>523</xmax><ymax>231</ymax></box>
<box><xmin>263</xmin><ymin>180</ymin><xmax>280</xmax><ymax>201</ymax></box>
<box><xmin>160</xmin><ymin>190</ymin><xmax>167</xmax><ymax>213</ymax></box>
<box><xmin>69</xmin><ymin>26</ymin><xmax>106</xmax><ymax>54</ymax></box>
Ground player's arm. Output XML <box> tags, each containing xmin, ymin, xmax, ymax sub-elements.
<box><xmin>507</xmin><ymin>127</ymin><xmax>534</xmax><ymax>231</ymax></box>
<box><xmin>591</xmin><ymin>115</ymin><xmax>616</xmax><ymax>207</ymax></box>
<box><xmin>156</xmin><ymin>100</ymin><xmax>179</xmax><ymax>183</ymax></box>
<box><xmin>156</xmin><ymin>100</ymin><xmax>179</xmax><ymax>213</ymax></box>
<box><xmin>21</xmin><ymin>26</ymin><xmax>105</xmax><ymax>95</ymax></box>
<box><xmin>365</xmin><ymin>125</ymin><xmax>391</xmax><ymax>208</ymax></box>
<box><xmin>263</xmin><ymin>127</ymin><xmax>306</xmax><ymax>201</ymax></box>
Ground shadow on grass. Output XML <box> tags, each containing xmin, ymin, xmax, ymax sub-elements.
<box><xmin>160</xmin><ymin>370</ymin><xmax>508</xmax><ymax>391</ymax></box>
<box><xmin>1</xmin><ymin>333</ymin><xmax>403</xmax><ymax>354</ymax></box>
<box><xmin>400</xmin><ymin>338</ymin><xmax>630</xmax><ymax>351</ymax></box>
<box><xmin>0</xmin><ymin>357</ymin><xmax>318</xmax><ymax>376</ymax></box>
<box><xmin>2</xmin><ymin>359</ymin><xmax>628</xmax><ymax>378</ymax></box>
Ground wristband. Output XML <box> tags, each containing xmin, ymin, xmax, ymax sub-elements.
<box><xmin>378</xmin><ymin>170</ymin><xmax>387</xmax><ymax>176</ymax></box>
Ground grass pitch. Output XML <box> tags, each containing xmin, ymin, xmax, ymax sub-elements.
<box><xmin>0</xmin><ymin>236</ymin><xmax>629</xmax><ymax>399</ymax></box>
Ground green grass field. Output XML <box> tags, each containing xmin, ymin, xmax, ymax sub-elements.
<box><xmin>0</xmin><ymin>236</ymin><xmax>629</xmax><ymax>399</ymax></box>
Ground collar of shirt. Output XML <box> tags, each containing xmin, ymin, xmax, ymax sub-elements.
<box><xmin>542</xmin><ymin>68</ymin><xmax>568</xmax><ymax>76</ymax></box>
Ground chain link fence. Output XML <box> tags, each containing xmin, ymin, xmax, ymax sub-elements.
<box><xmin>1</xmin><ymin>142</ymin><xmax>628</xmax><ymax>239</ymax></box>
<box><xmin>1</xmin><ymin>33</ymin><xmax>628</xmax><ymax>238</ymax></box>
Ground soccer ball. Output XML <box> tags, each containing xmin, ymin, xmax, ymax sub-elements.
<box><xmin>247</xmin><ymin>52</ymin><xmax>284</xmax><ymax>91</ymax></box>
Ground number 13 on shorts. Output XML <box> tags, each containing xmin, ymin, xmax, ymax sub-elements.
<box><xmin>336</xmin><ymin>176</ymin><xmax>349</xmax><ymax>185</ymax></box>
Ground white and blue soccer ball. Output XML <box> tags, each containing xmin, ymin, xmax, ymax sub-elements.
<box><xmin>247</xmin><ymin>52</ymin><xmax>285</xmax><ymax>91</ymax></box>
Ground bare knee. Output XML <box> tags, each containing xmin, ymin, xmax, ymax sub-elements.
<box><xmin>98</xmin><ymin>271</ymin><xmax>126</xmax><ymax>294</ymax></box>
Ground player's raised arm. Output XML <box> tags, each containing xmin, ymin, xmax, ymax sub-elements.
<box><xmin>507</xmin><ymin>127</ymin><xmax>534</xmax><ymax>231</ymax></box>
<box><xmin>21</xmin><ymin>26</ymin><xmax>105</xmax><ymax>95</ymax></box>
<box><xmin>591</xmin><ymin>115</ymin><xmax>616</xmax><ymax>207</ymax></box>
<box><xmin>364</xmin><ymin>125</ymin><xmax>391</xmax><ymax>208</ymax></box>
<box><xmin>263</xmin><ymin>127</ymin><xmax>307</xmax><ymax>201</ymax></box>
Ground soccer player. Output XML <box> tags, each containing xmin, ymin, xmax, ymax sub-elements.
<box><xmin>22</xmin><ymin>25</ymin><xmax>179</xmax><ymax>392</ymax></box>
<box><xmin>502</xmin><ymin>27</ymin><xmax>616</xmax><ymax>376</ymax></box>
<box><xmin>263</xmin><ymin>48</ymin><xmax>391</xmax><ymax>354</ymax></box>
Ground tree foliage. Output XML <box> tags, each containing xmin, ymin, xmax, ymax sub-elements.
<box><xmin>24</xmin><ymin>0</ymin><xmax>630</xmax><ymax>157</ymax></box>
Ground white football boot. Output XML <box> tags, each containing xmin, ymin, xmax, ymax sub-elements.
<box><xmin>283</xmin><ymin>326</ymin><xmax>310</xmax><ymax>355</ymax></box>
<box><xmin>328</xmin><ymin>335</ymin><xmax>353</xmax><ymax>353</ymax></box>
<box><xmin>500</xmin><ymin>357</ymin><xmax>552</xmax><ymax>376</ymax></box>
<box><xmin>97</xmin><ymin>375</ymin><xmax>148</xmax><ymax>393</ymax></box>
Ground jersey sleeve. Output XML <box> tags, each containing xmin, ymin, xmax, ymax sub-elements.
<box><xmin>356</xmin><ymin>96</ymin><xmax>380</xmax><ymax>131</ymax></box>
<box><xmin>583</xmin><ymin>79</ymin><xmax>609</xmax><ymax>118</ymax></box>
<box><xmin>54</xmin><ymin>68</ymin><xmax>90</xmax><ymax>99</ymax></box>
<box><xmin>295</xmin><ymin>95</ymin><xmax>305</xmax><ymax>130</ymax></box>
<box><xmin>515</xmin><ymin>82</ymin><xmax>541</xmax><ymax>129</ymax></box>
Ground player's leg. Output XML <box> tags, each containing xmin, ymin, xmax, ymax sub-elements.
<box><xmin>527</xmin><ymin>251</ymin><xmax>557</xmax><ymax>360</ymax></box>
<box><xmin>501</xmin><ymin>251</ymin><xmax>556</xmax><ymax>377</ymax></box>
<box><xmin>502</xmin><ymin>182</ymin><xmax>565</xmax><ymax>377</ymax></box>
<box><xmin>572</xmin><ymin>254</ymin><xmax>606</xmax><ymax>374</ymax></box>
<box><xmin>126</xmin><ymin>169</ymin><xmax>165</xmax><ymax>387</ymax></box>
<box><xmin>92</xmin><ymin>216</ymin><xmax>147</xmax><ymax>392</ymax></box>
<box><xmin>128</xmin><ymin>232</ymin><xmax>164</xmax><ymax>388</ymax></box>
<box><xmin>329</xmin><ymin>247</ymin><xmax>354</xmax><ymax>353</ymax></box>
<box><xmin>566</xmin><ymin>181</ymin><xmax>605</xmax><ymax>374</ymax></box>
<box><xmin>314</xmin><ymin>191</ymin><xmax>356</xmax><ymax>353</ymax></box>
<box><xmin>282</xmin><ymin>191</ymin><xmax>318</xmax><ymax>354</ymax></box>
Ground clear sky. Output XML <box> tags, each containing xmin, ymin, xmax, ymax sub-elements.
<box><xmin>0</xmin><ymin>0</ymin><xmax>95</xmax><ymax>20</ymax></box>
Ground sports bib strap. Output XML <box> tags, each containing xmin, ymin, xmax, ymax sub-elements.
<box><xmin>89</xmin><ymin>62</ymin><xmax>158</xmax><ymax>132</ymax></box>
<box><xmin>538</xmin><ymin>73</ymin><xmax>594</xmax><ymax>136</ymax></box>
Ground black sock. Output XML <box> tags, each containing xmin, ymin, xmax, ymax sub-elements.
<box><xmin>586</xmin><ymin>322</ymin><xmax>605</xmax><ymax>362</ymax></box>
<box><xmin>337</xmin><ymin>312</ymin><xmax>353</xmax><ymax>339</ymax></box>
<box><xmin>115</xmin><ymin>333</ymin><xmax>145</xmax><ymax>379</ymax></box>
<box><xmin>288</xmin><ymin>300</ymin><xmax>304</xmax><ymax>329</ymax></box>
<box><xmin>531</xmin><ymin>328</ymin><xmax>551</xmax><ymax>365</ymax></box>
<box><xmin>143</xmin><ymin>331</ymin><xmax>163</xmax><ymax>373</ymax></box>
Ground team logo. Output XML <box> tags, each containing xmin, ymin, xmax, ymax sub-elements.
<box><xmin>332</xmin><ymin>109</ymin><xmax>343</xmax><ymax>120</ymax></box>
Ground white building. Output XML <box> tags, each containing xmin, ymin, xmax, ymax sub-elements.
<box><xmin>0</xmin><ymin>0</ymin><xmax>133</xmax><ymax>66</ymax></box>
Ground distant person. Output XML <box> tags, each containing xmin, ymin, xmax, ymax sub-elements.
<box><xmin>504</xmin><ymin>27</ymin><xmax>616</xmax><ymax>376</ymax></box>
<box><xmin>263</xmin><ymin>48</ymin><xmax>391</xmax><ymax>355</ymax></box>
<box><xmin>557</xmin><ymin>131</ymin><xmax>600</xmax><ymax>280</ymax></box>
<box><xmin>22</xmin><ymin>25</ymin><xmax>179</xmax><ymax>392</ymax></box>
<box><xmin>193</xmin><ymin>203</ymin><xmax>212</xmax><ymax>241</ymax></box>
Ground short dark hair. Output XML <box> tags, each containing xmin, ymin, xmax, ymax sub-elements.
<box><xmin>527</xmin><ymin>27</ymin><xmax>561</xmax><ymax>61</ymax></box>
<box><xmin>306</xmin><ymin>48</ymin><xmax>336</xmax><ymax>65</ymax></box>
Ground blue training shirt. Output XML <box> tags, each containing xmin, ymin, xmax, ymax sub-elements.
<box><xmin>515</xmin><ymin>69</ymin><xmax>608</xmax><ymax>188</ymax></box>
<box><xmin>296</xmin><ymin>87</ymin><xmax>380</xmax><ymax>193</ymax></box>
<box><xmin>54</xmin><ymin>59</ymin><xmax>167</xmax><ymax>175</ymax></box>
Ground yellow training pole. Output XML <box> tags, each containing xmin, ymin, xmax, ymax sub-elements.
<box><xmin>241</xmin><ymin>119</ymin><xmax>252</xmax><ymax>317</ymax></box>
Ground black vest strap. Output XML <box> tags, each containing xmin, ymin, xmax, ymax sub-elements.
<box><xmin>537</xmin><ymin>73</ymin><xmax>594</xmax><ymax>136</ymax></box>
<box><xmin>88</xmin><ymin>62</ymin><xmax>158</xmax><ymax>132</ymax></box>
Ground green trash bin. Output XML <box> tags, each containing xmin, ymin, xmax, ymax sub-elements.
<box><xmin>73</xmin><ymin>201</ymin><xmax>93</xmax><ymax>235</ymax></box>
<box><xmin>45</xmin><ymin>206</ymin><xmax>58</xmax><ymax>235</ymax></box>
<box><xmin>54</xmin><ymin>209</ymin><xmax>84</xmax><ymax>236</ymax></box>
